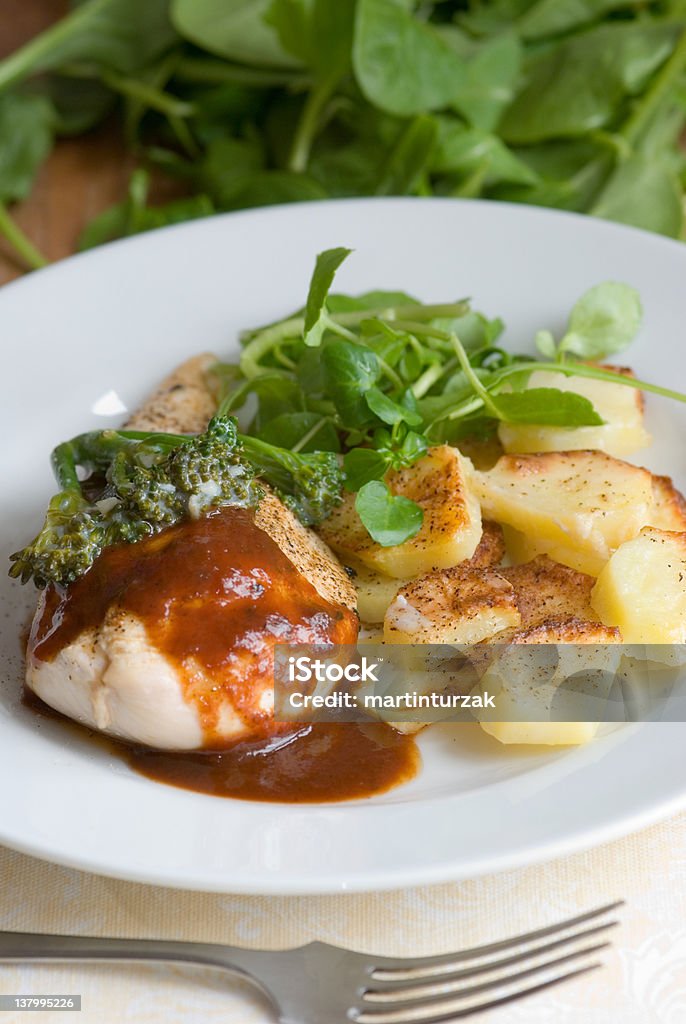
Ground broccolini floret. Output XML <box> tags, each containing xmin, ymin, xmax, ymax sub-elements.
<box><xmin>10</xmin><ymin>414</ymin><xmax>343</xmax><ymax>588</ymax></box>
<box><xmin>241</xmin><ymin>435</ymin><xmax>343</xmax><ymax>526</ymax></box>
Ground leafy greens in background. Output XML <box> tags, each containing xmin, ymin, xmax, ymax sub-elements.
<box><xmin>2</xmin><ymin>0</ymin><xmax>686</xmax><ymax>270</ymax></box>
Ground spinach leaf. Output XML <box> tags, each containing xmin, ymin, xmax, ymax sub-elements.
<box><xmin>266</xmin><ymin>0</ymin><xmax>355</xmax><ymax>78</ymax></box>
<box><xmin>493</xmin><ymin>388</ymin><xmax>605</xmax><ymax>426</ymax></box>
<box><xmin>221</xmin><ymin>171</ymin><xmax>327</xmax><ymax>210</ymax></box>
<box><xmin>171</xmin><ymin>0</ymin><xmax>297</xmax><ymax>69</ymax></box>
<box><xmin>518</xmin><ymin>0</ymin><xmax>634</xmax><ymax>41</ymax></box>
<box><xmin>355</xmin><ymin>480</ymin><xmax>423</xmax><ymax>546</ymax></box>
<box><xmin>0</xmin><ymin>0</ymin><xmax>178</xmax><ymax>93</ymax></box>
<box><xmin>0</xmin><ymin>94</ymin><xmax>54</xmax><ymax>201</ymax></box>
<box><xmin>432</xmin><ymin>121</ymin><xmax>538</xmax><ymax>188</ymax></box>
<box><xmin>303</xmin><ymin>246</ymin><xmax>353</xmax><ymax>346</ymax></box>
<box><xmin>353</xmin><ymin>0</ymin><xmax>466</xmax><ymax>116</ymax></box>
<box><xmin>448</xmin><ymin>32</ymin><xmax>522</xmax><ymax>132</ymax></box>
<box><xmin>500</xmin><ymin>22</ymin><xmax>678</xmax><ymax>144</ymax></box>
<box><xmin>591</xmin><ymin>154</ymin><xmax>684</xmax><ymax>238</ymax></box>
<box><xmin>78</xmin><ymin>170</ymin><xmax>213</xmax><ymax>250</ymax></box>
<box><xmin>376</xmin><ymin>115</ymin><xmax>438</xmax><ymax>195</ymax></box>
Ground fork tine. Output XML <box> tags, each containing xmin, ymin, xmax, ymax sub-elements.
<box><xmin>369</xmin><ymin>901</ymin><xmax>623</xmax><ymax>978</ymax></box>
<box><xmin>356</xmin><ymin>940</ymin><xmax>609</xmax><ymax>1017</ymax></box>
<box><xmin>363</xmin><ymin>921</ymin><xmax>618</xmax><ymax>997</ymax></box>
<box><xmin>352</xmin><ymin>963</ymin><xmax>600</xmax><ymax>1024</ymax></box>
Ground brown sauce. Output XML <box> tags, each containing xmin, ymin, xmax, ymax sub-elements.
<box><xmin>25</xmin><ymin>507</ymin><xmax>418</xmax><ymax>801</ymax></box>
<box><xmin>22</xmin><ymin>687</ymin><xmax>418</xmax><ymax>803</ymax></box>
<box><xmin>125</xmin><ymin>722</ymin><xmax>418</xmax><ymax>803</ymax></box>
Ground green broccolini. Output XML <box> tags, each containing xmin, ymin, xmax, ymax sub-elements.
<box><xmin>10</xmin><ymin>415</ymin><xmax>344</xmax><ymax>589</ymax></box>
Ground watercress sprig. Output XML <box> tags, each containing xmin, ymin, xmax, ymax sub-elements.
<box><xmin>214</xmin><ymin>247</ymin><xmax>686</xmax><ymax>548</ymax></box>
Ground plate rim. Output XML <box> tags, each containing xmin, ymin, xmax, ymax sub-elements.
<box><xmin>2</xmin><ymin>195</ymin><xmax>686</xmax><ymax>894</ymax></box>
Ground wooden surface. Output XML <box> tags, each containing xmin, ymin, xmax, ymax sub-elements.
<box><xmin>0</xmin><ymin>2</ymin><xmax>143</xmax><ymax>284</ymax></box>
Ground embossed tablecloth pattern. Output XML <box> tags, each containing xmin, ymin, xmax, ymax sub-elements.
<box><xmin>1</xmin><ymin>809</ymin><xmax>685</xmax><ymax>1024</ymax></box>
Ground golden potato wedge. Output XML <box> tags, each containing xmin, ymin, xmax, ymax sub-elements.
<box><xmin>473</xmin><ymin>451</ymin><xmax>654</xmax><ymax>576</ymax></box>
<box><xmin>319</xmin><ymin>446</ymin><xmax>482</xmax><ymax>578</ymax></box>
<box><xmin>591</xmin><ymin>527</ymin><xmax>686</xmax><ymax>643</ymax></box>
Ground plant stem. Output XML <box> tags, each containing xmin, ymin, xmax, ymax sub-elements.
<box><xmin>494</xmin><ymin>359</ymin><xmax>686</xmax><ymax>405</ymax></box>
<box><xmin>0</xmin><ymin>202</ymin><xmax>48</xmax><ymax>271</ymax></box>
<box><xmin>100</xmin><ymin>69</ymin><xmax>195</xmax><ymax>119</ymax></box>
<box><xmin>289</xmin><ymin>74</ymin><xmax>338</xmax><ymax>173</ymax></box>
<box><xmin>450</xmin><ymin>333</ymin><xmax>502</xmax><ymax>418</ymax></box>
<box><xmin>174</xmin><ymin>56</ymin><xmax>310</xmax><ymax>90</ymax></box>
<box><xmin>621</xmin><ymin>27</ymin><xmax>686</xmax><ymax>146</ymax></box>
<box><xmin>292</xmin><ymin>416</ymin><xmax>331</xmax><ymax>453</ymax></box>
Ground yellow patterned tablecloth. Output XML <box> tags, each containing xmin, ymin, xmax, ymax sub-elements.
<box><xmin>1</xmin><ymin>810</ymin><xmax>685</xmax><ymax>1024</ymax></box>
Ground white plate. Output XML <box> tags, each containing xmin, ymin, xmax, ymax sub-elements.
<box><xmin>1</xmin><ymin>198</ymin><xmax>685</xmax><ymax>894</ymax></box>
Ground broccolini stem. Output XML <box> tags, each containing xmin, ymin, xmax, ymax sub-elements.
<box><xmin>50</xmin><ymin>443</ymin><xmax>81</xmax><ymax>493</ymax></box>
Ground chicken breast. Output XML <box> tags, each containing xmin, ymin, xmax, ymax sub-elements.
<box><xmin>26</xmin><ymin>356</ymin><xmax>357</xmax><ymax>750</ymax></box>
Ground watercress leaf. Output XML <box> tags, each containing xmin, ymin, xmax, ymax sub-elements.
<box><xmin>222</xmin><ymin>170</ymin><xmax>328</xmax><ymax>211</ymax></box>
<box><xmin>78</xmin><ymin>190</ymin><xmax>213</xmax><ymax>250</ymax></box>
<box><xmin>303</xmin><ymin>246</ymin><xmax>353</xmax><ymax>346</ymax></box>
<box><xmin>398</xmin><ymin>429</ymin><xmax>429</xmax><ymax>464</ymax></box>
<box><xmin>365</xmin><ymin>386</ymin><xmax>422</xmax><ymax>426</ymax></box>
<box><xmin>171</xmin><ymin>0</ymin><xmax>298</xmax><ymax>69</ymax></box>
<box><xmin>266</xmin><ymin>0</ymin><xmax>355</xmax><ymax>76</ymax></box>
<box><xmin>432</xmin><ymin>120</ymin><xmax>538</xmax><ymax>188</ymax></box>
<box><xmin>450</xmin><ymin>33</ymin><xmax>522</xmax><ymax>132</ymax></box>
<box><xmin>0</xmin><ymin>93</ymin><xmax>54</xmax><ymax>202</ymax></box>
<box><xmin>343</xmin><ymin>448</ymin><xmax>392</xmax><ymax>490</ymax></box>
<box><xmin>376</xmin><ymin>114</ymin><xmax>437</xmax><ymax>195</ymax></box>
<box><xmin>258</xmin><ymin>411</ymin><xmax>340</xmax><ymax>452</ymax></box>
<box><xmin>353</xmin><ymin>0</ymin><xmax>467</xmax><ymax>116</ymax></box>
<box><xmin>500</xmin><ymin>22</ymin><xmax>678</xmax><ymax>144</ymax></box>
<box><xmin>558</xmin><ymin>281</ymin><xmax>643</xmax><ymax>359</ymax></box>
<box><xmin>493</xmin><ymin>388</ymin><xmax>605</xmax><ymax>426</ymax></box>
<box><xmin>0</xmin><ymin>0</ymin><xmax>178</xmax><ymax>92</ymax></box>
<box><xmin>355</xmin><ymin>480</ymin><xmax>424</xmax><ymax>546</ymax></box>
<box><xmin>78</xmin><ymin>200</ymin><xmax>129</xmax><ymax>250</ymax></box>
<box><xmin>196</xmin><ymin>136</ymin><xmax>264</xmax><ymax>208</ymax></box>
<box><xmin>518</xmin><ymin>0</ymin><xmax>634</xmax><ymax>41</ymax></box>
<box><xmin>27</xmin><ymin>74</ymin><xmax>114</xmax><ymax>136</ymax></box>
<box><xmin>434</xmin><ymin>310</ymin><xmax>504</xmax><ymax>350</ymax></box>
<box><xmin>591</xmin><ymin>154</ymin><xmax>684</xmax><ymax>239</ymax></box>
<box><xmin>321</xmin><ymin>339</ymin><xmax>380</xmax><ymax>426</ymax></box>
<box><xmin>535</xmin><ymin>329</ymin><xmax>557</xmax><ymax>359</ymax></box>
<box><xmin>248</xmin><ymin>375</ymin><xmax>306</xmax><ymax>426</ymax></box>
<box><xmin>327</xmin><ymin>290</ymin><xmax>419</xmax><ymax>312</ymax></box>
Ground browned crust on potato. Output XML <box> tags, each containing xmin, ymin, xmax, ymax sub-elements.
<box><xmin>464</xmin><ymin>520</ymin><xmax>505</xmax><ymax>569</ymax></box>
<box><xmin>650</xmin><ymin>474</ymin><xmax>686</xmax><ymax>532</ymax></box>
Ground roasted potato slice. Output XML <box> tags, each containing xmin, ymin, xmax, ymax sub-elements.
<box><xmin>319</xmin><ymin>446</ymin><xmax>482</xmax><ymax>578</ymax></box>
<box><xmin>473</xmin><ymin>451</ymin><xmax>654</xmax><ymax>576</ymax></box>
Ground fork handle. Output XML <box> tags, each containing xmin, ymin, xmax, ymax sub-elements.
<box><xmin>0</xmin><ymin>929</ymin><xmax>263</xmax><ymax>980</ymax></box>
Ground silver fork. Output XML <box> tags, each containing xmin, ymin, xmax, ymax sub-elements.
<box><xmin>0</xmin><ymin>901</ymin><xmax>622</xmax><ymax>1022</ymax></box>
